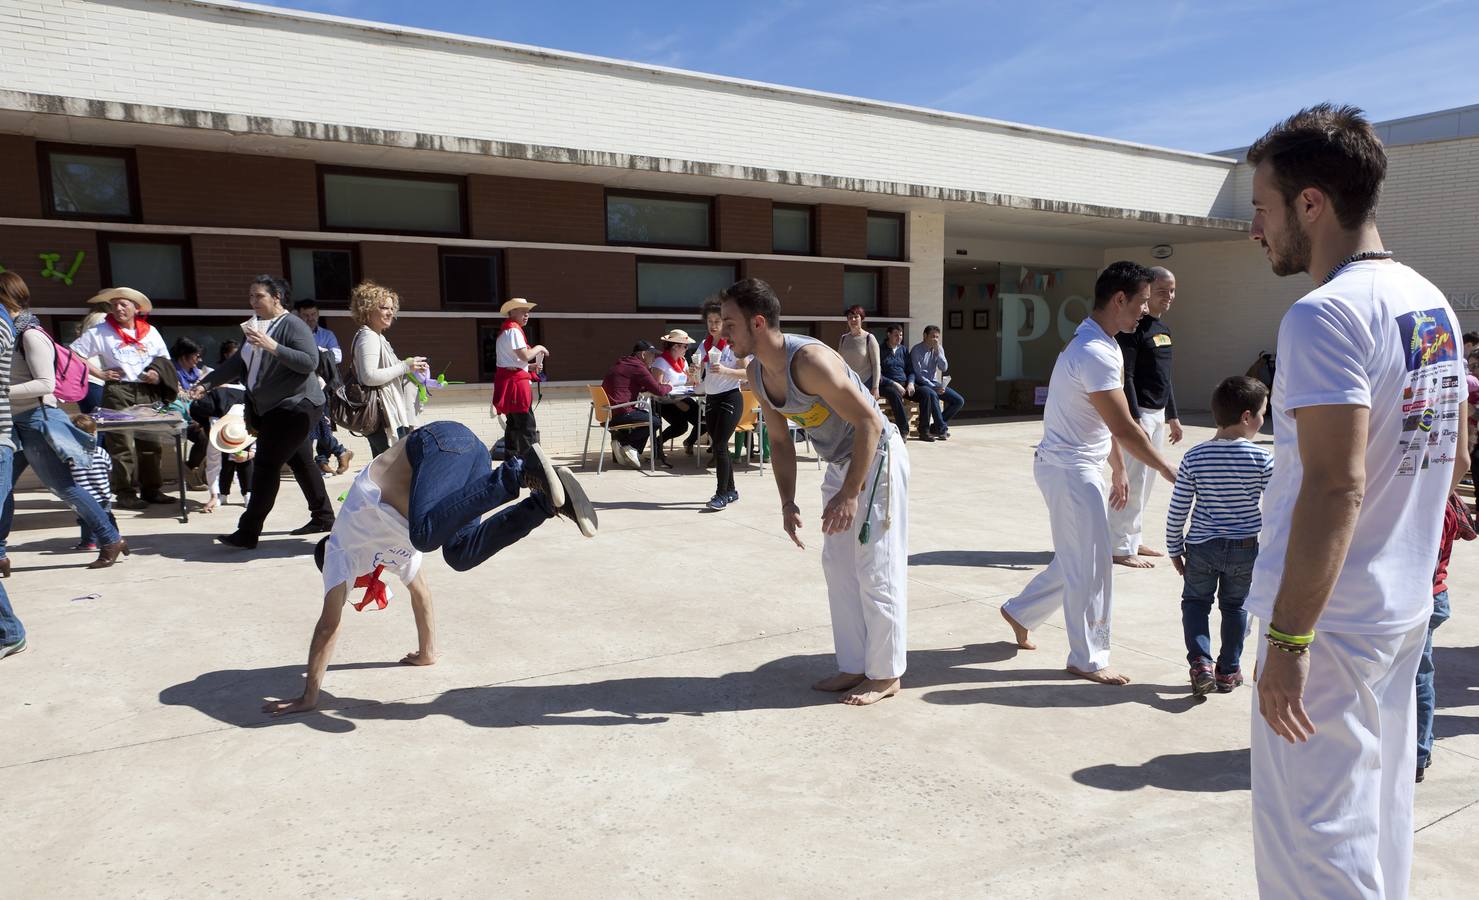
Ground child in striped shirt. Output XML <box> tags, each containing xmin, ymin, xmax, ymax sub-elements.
<box><xmin>1166</xmin><ymin>376</ymin><xmax>1274</xmax><ymax>696</ymax></box>
<box><xmin>69</xmin><ymin>414</ymin><xmax>118</xmax><ymax>552</ymax></box>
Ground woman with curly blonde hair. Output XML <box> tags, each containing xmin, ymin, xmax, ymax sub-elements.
<box><xmin>350</xmin><ymin>281</ymin><xmax>427</xmax><ymax>457</ymax></box>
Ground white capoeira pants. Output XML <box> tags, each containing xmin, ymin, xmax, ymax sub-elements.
<box><xmin>1002</xmin><ymin>456</ymin><xmax>1113</xmax><ymax>672</ymax></box>
<box><xmin>1251</xmin><ymin>620</ymin><xmax>1428</xmax><ymax>900</ymax></box>
<box><xmin>1108</xmin><ymin>406</ymin><xmax>1167</xmax><ymax>556</ymax></box>
<box><xmin>820</xmin><ymin>428</ymin><xmax>909</xmax><ymax>679</ymax></box>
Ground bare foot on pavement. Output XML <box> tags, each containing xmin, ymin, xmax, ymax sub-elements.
<box><xmin>812</xmin><ymin>672</ymin><xmax>866</xmax><ymax>692</ymax></box>
<box><xmin>1001</xmin><ymin>607</ymin><xmax>1036</xmax><ymax>650</ymax></box>
<box><xmin>841</xmin><ymin>678</ymin><xmax>900</xmax><ymax>706</ymax></box>
<box><xmin>1067</xmin><ymin>665</ymin><xmax>1131</xmax><ymax>685</ymax></box>
<box><xmin>1113</xmin><ymin>555</ymin><xmax>1154</xmax><ymax>569</ymax></box>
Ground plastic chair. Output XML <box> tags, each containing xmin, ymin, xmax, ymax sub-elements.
<box><xmin>583</xmin><ymin>385</ymin><xmax>651</xmax><ymax>474</ymax></box>
<box><xmin>735</xmin><ymin>391</ymin><xmax>820</xmax><ymax>474</ymax></box>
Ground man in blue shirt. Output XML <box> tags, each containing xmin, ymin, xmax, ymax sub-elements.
<box><xmin>908</xmin><ymin>325</ymin><xmax>965</xmax><ymax>440</ymax></box>
<box><xmin>294</xmin><ymin>299</ymin><xmax>352</xmax><ymax>475</ymax></box>
<box><xmin>878</xmin><ymin>323</ymin><xmax>919</xmax><ymax>438</ymax></box>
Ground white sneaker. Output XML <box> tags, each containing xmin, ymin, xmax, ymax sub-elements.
<box><xmin>618</xmin><ymin>444</ymin><xmax>641</xmax><ymax>469</ymax></box>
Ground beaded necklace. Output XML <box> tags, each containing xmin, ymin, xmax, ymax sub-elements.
<box><xmin>1320</xmin><ymin>249</ymin><xmax>1394</xmax><ymax>286</ymax></box>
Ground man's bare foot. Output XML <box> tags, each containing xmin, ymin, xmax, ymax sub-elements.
<box><xmin>1113</xmin><ymin>554</ymin><xmax>1155</xmax><ymax>569</ymax></box>
<box><xmin>812</xmin><ymin>672</ymin><xmax>866</xmax><ymax>692</ymax></box>
<box><xmin>400</xmin><ymin>651</ymin><xmax>437</xmax><ymax>666</ymax></box>
<box><xmin>841</xmin><ymin>677</ymin><xmax>900</xmax><ymax>705</ymax></box>
<box><xmin>1001</xmin><ymin>607</ymin><xmax>1036</xmax><ymax>650</ymax></box>
<box><xmin>1137</xmin><ymin>545</ymin><xmax>1165</xmax><ymax>558</ymax></box>
<box><xmin>1067</xmin><ymin>665</ymin><xmax>1131</xmax><ymax>685</ymax></box>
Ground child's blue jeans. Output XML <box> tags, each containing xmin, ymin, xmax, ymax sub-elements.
<box><xmin>1180</xmin><ymin>537</ymin><xmax>1258</xmax><ymax>673</ymax></box>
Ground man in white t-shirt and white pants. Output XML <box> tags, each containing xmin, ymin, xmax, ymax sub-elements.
<box><xmin>1000</xmin><ymin>261</ymin><xmax>1177</xmax><ymax>685</ymax></box>
<box><xmin>1245</xmin><ymin>105</ymin><xmax>1469</xmax><ymax>900</ymax></box>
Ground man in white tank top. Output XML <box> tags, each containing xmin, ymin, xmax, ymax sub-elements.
<box><xmin>721</xmin><ymin>278</ymin><xmax>910</xmax><ymax>707</ymax></box>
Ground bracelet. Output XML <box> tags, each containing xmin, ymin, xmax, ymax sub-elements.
<box><xmin>1265</xmin><ymin>635</ymin><xmax>1310</xmax><ymax>655</ymax></box>
<box><xmin>1266</xmin><ymin>625</ymin><xmax>1314</xmax><ymax>645</ymax></box>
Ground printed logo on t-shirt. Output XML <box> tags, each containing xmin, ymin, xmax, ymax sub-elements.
<box><xmin>786</xmin><ymin>403</ymin><xmax>831</xmax><ymax>429</ymax></box>
<box><xmin>1394</xmin><ymin>307</ymin><xmax>1461</xmax><ymax>477</ymax></box>
<box><xmin>373</xmin><ymin>546</ymin><xmax>415</xmax><ymax>573</ymax></box>
<box><xmin>1397</xmin><ymin>308</ymin><xmax>1458</xmax><ymax>372</ymax></box>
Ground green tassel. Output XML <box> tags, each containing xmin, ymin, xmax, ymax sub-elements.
<box><xmin>858</xmin><ymin>522</ymin><xmax>871</xmax><ymax>545</ymax></box>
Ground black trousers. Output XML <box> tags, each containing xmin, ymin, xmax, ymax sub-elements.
<box><xmin>656</xmin><ymin>400</ymin><xmax>698</xmax><ymax>448</ymax></box>
<box><xmin>705</xmin><ymin>389</ymin><xmax>743</xmax><ymax>495</ymax></box>
<box><xmin>232</xmin><ymin>401</ymin><xmax>334</xmax><ymax>539</ymax></box>
<box><xmin>609</xmin><ymin>408</ymin><xmax>660</xmax><ymax>455</ymax></box>
<box><xmin>219</xmin><ymin>457</ymin><xmax>254</xmax><ymax>499</ymax></box>
<box><xmin>504</xmin><ymin>411</ymin><xmax>538</xmax><ymax>456</ymax></box>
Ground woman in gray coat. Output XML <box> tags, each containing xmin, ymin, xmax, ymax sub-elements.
<box><xmin>191</xmin><ymin>275</ymin><xmax>334</xmax><ymax>549</ymax></box>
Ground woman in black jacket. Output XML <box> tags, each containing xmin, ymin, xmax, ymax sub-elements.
<box><xmin>191</xmin><ymin>275</ymin><xmax>334</xmax><ymax>549</ymax></box>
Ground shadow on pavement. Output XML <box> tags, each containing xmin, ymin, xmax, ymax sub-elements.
<box><xmin>159</xmin><ymin>642</ymin><xmax>1027</xmax><ymax>732</ymax></box>
<box><xmin>1434</xmin><ymin>646</ymin><xmax>1479</xmax><ymax>740</ymax></box>
<box><xmin>922</xmin><ymin>677</ymin><xmax>1202</xmax><ymax>715</ymax></box>
<box><xmin>1072</xmin><ymin>748</ymin><xmax>1250</xmax><ymax>792</ymax></box>
<box><xmin>909</xmin><ymin>549</ymin><xmax>1055</xmax><ymax>569</ymax></box>
<box><xmin>119</xmin><ymin>531</ymin><xmax>317</xmax><ymax>562</ymax></box>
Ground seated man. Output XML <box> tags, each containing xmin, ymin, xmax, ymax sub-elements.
<box><xmin>262</xmin><ymin>422</ymin><xmax>596</xmax><ymax>715</ymax></box>
<box><xmin>909</xmin><ymin>325</ymin><xmax>965</xmax><ymax>440</ymax></box>
<box><xmin>878</xmin><ymin>323</ymin><xmax>917</xmax><ymax>439</ymax></box>
<box><xmin>600</xmin><ymin>340</ymin><xmax>670</xmax><ymax>468</ymax></box>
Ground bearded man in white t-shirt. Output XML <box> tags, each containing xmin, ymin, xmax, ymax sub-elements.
<box><xmin>1245</xmin><ymin>104</ymin><xmax>1469</xmax><ymax>900</ymax></box>
<box><xmin>999</xmin><ymin>261</ymin><xmax>1176</xmax><ymax>685</ymax></box>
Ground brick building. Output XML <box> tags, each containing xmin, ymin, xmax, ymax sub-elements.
<box><xmin>1</xmin><ymin>0</ymin><xmax>1475</xmax><ymax>452</ymax></box>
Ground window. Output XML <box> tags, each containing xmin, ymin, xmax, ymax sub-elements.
<box><xmin>772</xmin><ymin>204</ymin><xmax>813</xmax><ymax>255</ymax></box>
<box><xmin>440</xmin><ymin>250</ymin><xmax>502</xmax><ymax>309</ymax></box>
<box><xmin>844</xmin><ymin>267</ymin><xmax>880</xmax><ymax>313</ymax></box>
<box><xmin>636</xmin><ymin>260</ymin><xmax>737</xmax><ymax>310</ymax></box>
<box><xmin>780</xmin><ymin>323</ymin><xmax>815</xmax><ymax>337</ymax></box>
<box><xmin>607</xmin><ymin>192</ymin><xmax>712</xmax><ymax>248</ymax></box>
<box><xmin>100</xmin><ymin>236</ymin><xmax>191</xmax><ymax>304</ymax></box>
<box><xmin>320</xmin><ymin>167</ymin><xmax>465</xmax><ymax>235</ymax></box>
<box><xmin>866</xmin><ymin>212</ymin><xmax>905</xmax><ymax>260</ymax></box>
<box><xmin>284</xmin><ymin>243</ymin><xmax>357</xmax><ymax>307</ymax></box>
<box><xmin>40</xmin><ymin>144</ymin><xmax>139</xmax><ymax>220</ymax></box>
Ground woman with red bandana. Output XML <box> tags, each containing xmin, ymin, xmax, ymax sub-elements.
<box><xmin>695</xmin><ymin>299</ymin><xmax>750</xmax><ymax>510</ymax></box>
<box><xmin>70</xmin><ymin>287</ymin><xmax>173</xmax><ymax>508</ymax></box>
<box><xmin>491</xmin><ymin>298</ymin><xmax>548</xmax><ymax>457</ymax></box>
<box><xmin>649</xmin><ymin>329</ymin><xmax>699</xmax><ymax>467</ymax></box>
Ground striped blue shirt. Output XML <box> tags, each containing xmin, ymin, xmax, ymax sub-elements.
<box><xmin>71</xmin><ymin>445</ymin><xmax>113</xmax><ymax>510</ymax></box>
<box><xmin>1166</xmin><ymin>437</ymin><xmax>1273</xmax><ymax>558</ymax></box>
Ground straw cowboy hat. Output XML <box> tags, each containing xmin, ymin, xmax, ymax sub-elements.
<box><xmin>209</xmin><ymin>414</ymin><xmax>257</xmax><ymax>455</ymax></box>
<box><xmin>659</xmin><ymin>329</ymin><xmax>694</xmax><ymax>344</ymax></box>
<box><xmin>88</xmin><ymin>286</ymin><xmax>153</xmax><ymax>313</ymax></box>
<box><xmin>499</xmin><ymin>297</ymin><xmax>537</xmax><ymax>315</ymax></box>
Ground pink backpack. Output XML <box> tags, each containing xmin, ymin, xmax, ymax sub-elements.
<box><xmin>19</xmin><ymin>320</ymin><xmax>90</xmax><ymax>403</ymax></box>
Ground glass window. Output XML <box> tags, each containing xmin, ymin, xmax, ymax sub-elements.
<box><xmin>103</xmin><ymin>239</ymin><xmax>188</xmax><ymax>302</ymax></box>
<box><xmin>321</xmin><ymin>169</ymin><xmax>463</xmax><ymax>235</ymax></box>
<box><xmin>286</xmin><ymin>245</ymin><xmax>356</xmax><ymax>305</ymax></box>
<box><xmin>780</xmin><ymin>323</ymin><xmax>814</xmax><ymax>337</ymax></box>
<box><xmin>441</xmin><ymin>252</ymin><xmax>501</xmax><ymax>307</ymax></box>
<box><xmin>866</xmin><ymin>213</ymin><xmax>904</xmax><ymax>260</ymax></box>
<box><xmin>607</xmin><ymin>193</ymin><xmax>711</xmax><ymax>248</ymax></box>
<box><xmin>636</xmin><ymin>261</ymin><xmax>736</xmax><ymax>309</ymax></box>
<box><xmin>772</xmin><ymin>205</ymin><xmax>813</xmax><ymax>254</ymax></box>
<box><xmin>44</xmin><ymin>148</ymin><xmax>136</xmax><ymax>219</ymax></box>
<box><xmin>844</xmin><ymin>268</ymin><xmax>880</xmax><ymax>312</ymax></box>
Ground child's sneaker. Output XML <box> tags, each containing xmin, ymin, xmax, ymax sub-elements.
<box><xmin>1215</xmin><ymin>669</ymin><xmax>1244</xmax><ymax>693</ymax></box>
<box><xmin>72</xmin><ymin>542</ymin><xmax>97</xmax><ymax>552</ymax></box>
<box><xmin>1190</xmin><ymin>661</ymin><xmax>1217</xmax><ymax>696</ymax></box>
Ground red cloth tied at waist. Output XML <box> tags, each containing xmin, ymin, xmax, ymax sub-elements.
<box><xmin>352</xmin><ymin>565</ymin><xmax>389</xmax><ymax>611</ymax></box>
<box><xmin>491</xmin><ymin>367</ymin><xmax>533</xmax><ymax>414</ymax></box>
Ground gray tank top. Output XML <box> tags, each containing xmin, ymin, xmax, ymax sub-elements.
<box><xmin>755</xmin><ymin>334</ymin><xmax>885</xmax><ymax>464</ymax></box>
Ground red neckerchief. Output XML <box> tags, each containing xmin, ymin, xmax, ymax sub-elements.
<box><xmin>662</xmin><ymin>349</ymin><xmax>686</xmax><ymax>374</ymax></box>
<box><xmin>501</xmin><ymin>318</ymin><xmax>526</xmax><ymax>339</ymax></box>
<box><xmin>106</xmin><ymin>315</ymin><xmax>152</xmax><ymax>349</ymax></box>
<box><xmin>702</xmin><ymin>336</ymin><xmax>728</xmax><ymax>356</ymax></box>
<box><xmin>351</xmin><ymin>565</ymin><xmax>389</xmax><ymax>611</ymax></box>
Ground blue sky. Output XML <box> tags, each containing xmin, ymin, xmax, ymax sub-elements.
<box><xmin>262</xmin><ymin>0</ymin><xmax>1477</xmax><ymax>152</ymax></box>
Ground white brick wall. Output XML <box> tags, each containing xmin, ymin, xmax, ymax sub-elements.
<box><xmin>2</xmin><ymin>0</ymin><xmax>1236</xmax><ymax>218</ymax></box>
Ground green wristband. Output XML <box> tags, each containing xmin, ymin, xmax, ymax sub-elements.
<box><xmin>1267</xmin><ymin>625</ymin><xmax>1314</xmax><ymax>645</ymax></box>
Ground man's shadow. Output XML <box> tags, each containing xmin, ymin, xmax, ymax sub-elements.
<box><xmin>1073</xmin><ymin>748</ymin><xmax>1250</xmax><ymax>792</ymax></box>
<box><xmin>909</xmin><ymin>550</ymin><xmax>1055</xmax><ymax>570</ymax></box>
<box><xmin>1434</xmin><ymin>645</ymin><xmax>1479</xmax><ymax>740</ymax></box>
<box><xmin>160</xmin><ymin>642</ymin><xmax>1028</xmax><ymax>731</ymax></box>
<box><xmin>121</xmin><ymin>531</ymin><xmax>316</xmax><ymax>562</ymax></box>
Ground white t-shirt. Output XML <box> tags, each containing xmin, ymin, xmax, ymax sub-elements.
<box><xmin>693</xmin><ymin>342</ymin><xmax>742</xmax><ymax>395</ymax></box>
<box><xmin>1036</xmin><ymin>317</ymin><xmax>1123</xmax><ymax>469</ymax></box>
<box><xmin>70</xmin><ymin>319</ymin><xmax>169</xmax><ymax>382</ymax></box>
<box><xmin>322</xmin><ymin>467</ymin><xmax>424</xmax><ymax>607</ymax></box>
<box><xmin>651</xmin><ymin>354</ymin><xmax>690</xmax><ymax>388</ymax></box>
<box><xmin>1248</xmin><ymin>261</ymin><xmax>1463</xmax><ymax>635</ymax></box>
<box><xmin>495</xmin><ymin>325</ymin><xmax>530</xmax><ymax>370</ymax></box>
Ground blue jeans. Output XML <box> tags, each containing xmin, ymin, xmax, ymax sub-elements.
<box><xmin>0</xmin><ymin>447</ymin><xmax>23</xmax><ymax>646</ymax></box>
<box><xmin>1417</xmin><ymin>589</ymin><xmax>1450</xmax><ymax>769</ymax></box>
<box><xmin>879</xmin><ymin>379</ymin><xmax>911</xmax><ymax>433</ymax></box>
<box><xmin>916</xmin><ymin>386</ymin><xmax>964</xmax><ymax>434</ymax></box>
<box><xmin>1</xmin><ymin>407</ymin><xmax>120</xmax><ymax>556</ymax></box>
<box><xmin>405</xmin><ymin>422</ymin><xmax>551</xmax><ymax>572</ymax></box>
<box><xmin>1180</xmin><ymin>537</ymin><xmax>1257</xmax><ymax>672</ymax></box>
<box><xmin>312</xmin><ymin>415</ymin><xmax>347</xmax><ymax>464</ymax></box>
<box><xmin>77</xmin><ymin>382</ymin><xmax>105</xmax><ymax>415</ymax></box>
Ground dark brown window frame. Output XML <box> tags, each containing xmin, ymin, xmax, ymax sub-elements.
<box><xmin>38</xmin><ymin>142</ymin><xmax>142</xmax><ymax>222</ymax></box>
<box><xmin>281</xmin><ymin>240</ymin><xmax>361</xmax><ymax>310</ymax></box>
<box><xmin>865</xmin><ymin>211</ymin><xmax>907</xmax><ymax>261</ymax></box>
<box><xmin>96</xmin><ymin>232</ymin><xmax>195</xmax><ymax>307</ymax></box>
<box><xmin>633</xmin><ymin>256</ymin><xmax>739</xmax><ymax>313</ymax></box>
<box><xmin>771</xmin><ymin>203</ymin><xmax>817</xmax><ymax>256</ymax></box>
<box><xmin>605</xmin><ymin>189</ymin><xmax>715</xmax><ymax>250</ymax></box>
<box><xmin>438</xmin><ymin>246</ymin><xmax>504</xmax><ymax>311</ymax></box>
<box><xmin>317</xmin><ymin>165</ymin><xmax>468</xmax><ymax>238</ymax></box>
<box><xmin>843</xmin><ymin>265</ymin><xmax>882</xmax><ymax>313</ymax></box>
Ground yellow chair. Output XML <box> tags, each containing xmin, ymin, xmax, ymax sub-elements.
<box><xmin>583</xmin><ymin>385</ymin><xmax>652</xmax><ymax>474</ymax></box>
<box><xmin>734</xmin><ymin>390</ymin><xmax>819</xmax><ymax>473</ymax></box>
